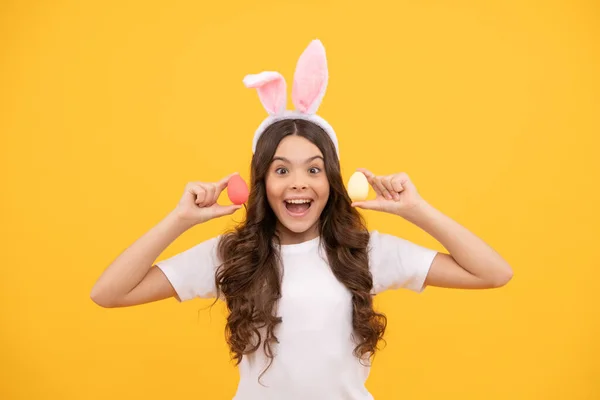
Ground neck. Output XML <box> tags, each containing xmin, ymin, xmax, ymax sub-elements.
<box><xmin>275</xmin><ymin>222</ymin><xmax>320</xmax><ymax>245</ymax></box>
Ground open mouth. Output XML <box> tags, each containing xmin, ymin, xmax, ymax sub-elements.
<box><xmin>284</xmin><ymin>199</ymin><xmax>313</xmax><ymax>216</ymax></box>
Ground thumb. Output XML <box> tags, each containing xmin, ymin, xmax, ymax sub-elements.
<box><xmin>351</xmin><ymin>200</ymin><xmax>382</xmax><ymax>211</ymax></box>
<box><xmin>211</xmin><ymin>204</ymin><xmax>243</xmax><ymax>218</ymax></box>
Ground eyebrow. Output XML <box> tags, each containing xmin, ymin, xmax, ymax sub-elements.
<box><xmin>271</xmin><ymin>155</ymin><xmax>324</xmax><ymax>163</ymax></box>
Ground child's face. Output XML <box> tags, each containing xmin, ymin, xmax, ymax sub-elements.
<box><xmin>265</xmin><ymin>135</ymin><xmax>330</xmax><ymax>242</ymax></box>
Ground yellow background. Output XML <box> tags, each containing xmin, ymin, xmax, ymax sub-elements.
<box><xmin>1</xmin><ymin>0</ymin><xmax>598</xmax><ymax>399</ymax></box>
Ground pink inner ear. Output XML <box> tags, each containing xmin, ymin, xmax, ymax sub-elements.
<box><xmin>292</xmin><ymin>40</ymin><xmax>328</xmax><ymax>114</ymax></box>
<box><xmin>243</xmin><ymin>72</ymin><xmax>287</xmax><ymax>115</ymax></box>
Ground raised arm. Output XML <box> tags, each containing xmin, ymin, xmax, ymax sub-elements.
<box><xmin>352</xmin><ymin>169</ymin><xmax>513</xmax><ymax>290</ymax></box>
<box><xmin>405</xmin><ymin>201</ymin><xmax>513</xmax><ymax>289</ymax></box>
<box><xmin>90</xmin><ymin>175</ymin><xmax>241</xmax><ymax>308</ymax></box>
<box><xmin>90</xmin><ymin>209</ymin><xmax>191</xmax><ymax>307</ymax></box>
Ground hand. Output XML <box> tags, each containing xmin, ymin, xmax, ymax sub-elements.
<box><xmin>174</xmin><ymin>173</ymin><xmax>242</xmax><ymax>226</ymax></box>
<box><xmin>351</xmin><ymin>169</ymin><xmax>425</xmax><ymax>217</ymax></box>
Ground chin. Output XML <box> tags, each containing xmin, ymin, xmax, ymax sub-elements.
<box><xmin>280</xmin><ymin>219</ymin><xmax>319</xmax><ymax>234</ymax></box>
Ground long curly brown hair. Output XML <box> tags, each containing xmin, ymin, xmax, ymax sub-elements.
<box><xmin>214</xmin><ymin>119</ymin><xmax>387</xmax><ymax>380</ymax></box>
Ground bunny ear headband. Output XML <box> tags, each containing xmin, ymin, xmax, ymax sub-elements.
<box><xmin>243</xmin><ymin>39</ymin><xmax>340</xmax><ymax>158</ymax></box>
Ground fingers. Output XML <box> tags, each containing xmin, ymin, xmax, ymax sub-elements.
<box><xmin>216</xmin><ymin>172</ymin><xmax>239</xmax><ymax>192</ymax></box>
<box><xmin>356</xmin><ymin>169</ymin><xmax>407</xmax><ymax>201</ymax></box>
<box><xmin>188</xmin><ymin>183</ymin><xmax>209</xmax><ymax>207</ymax></box>
<box><xmin>382</xmin><ymin>175</ymin><xmax>404</xmax><ymax>200</ymax></box>
<box><xmin>356</xmin><ymin>168</ymin><xmax>384</xmax><ymax>197</ymax></box>
<box><xmin>356</xmin><ymin>168</ymin><xmax>375</xmax><ymax>180</ymax></box>
<box><xmin>377</xmin><ymin>176</ymin><xmax>396</xmax><ymax>200</ymax></box>
<box><xmin>205</xmin><ymin>183</ymin><xmax>217</xmax><ymax>205</ymax></box>
<box><xmin>185</xmin><ymin>182</ymin><xmax>212</xmax><ymax>207</ymax></box>
<box><xmin>188</xmin><ymin>172</ymin><xmax>239</xmax><ymax>208</ymax></box>
<box><xmin>389</xmin><ymin>175</ymin><xmax>404</xmax><ymax>193</ymax></box>
<box><xmin>357</xmin><ymin>168</ymin><xmax>392</xmax><ymax>200</ymax></box>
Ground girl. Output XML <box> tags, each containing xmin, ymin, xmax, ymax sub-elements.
<box><xmin>91</xmin><ymin>40</ymin><xmax>513</xmax><ymax>400</ymax></box>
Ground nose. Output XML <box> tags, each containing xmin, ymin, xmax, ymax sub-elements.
<box><xmin>290</xmin><ymin>172</ymin><xmax>308</xmax><ymax>190</ymax></box>
<box><xmin>291</xmin><ymin>182</ymin><xmax>308</xmax><ymax>190</ymax></box>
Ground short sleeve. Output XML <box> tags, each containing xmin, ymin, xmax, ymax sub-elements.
<box><xmin>155</xmin><ymin>236</ymin><xmax>221</xmax><ymax>302</ymax></box>
<box><xmin>368</xmin><ymin>230</ymin><xmax>438</xmax><ymax>294</ymax></box>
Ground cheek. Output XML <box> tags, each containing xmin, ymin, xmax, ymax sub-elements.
<box><xmin>265</xmin><ymin>177</ymin><xmax>283</xmax><ymax>202</ymax></box>
<box><xmin>316</xmin><ymin>178</ymin><xmax>330</xmax><ymax>200</ymax></box>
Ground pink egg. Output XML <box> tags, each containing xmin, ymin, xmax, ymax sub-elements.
<box><xmin>227</xmin><ymin>175</ymin><xmax>249</xmax><ymax>205</ymax></box>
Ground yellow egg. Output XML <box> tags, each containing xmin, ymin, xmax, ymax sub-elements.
<box><xmin>347</xmin><ymin>171</ymin><xmax>369</xmax><ymax>201</ymax></box>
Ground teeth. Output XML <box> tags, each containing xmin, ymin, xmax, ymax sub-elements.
<box><xmin>285</xmin><ymin>199</ymin><xmax>311</xmax><ymax>204</ymax></box>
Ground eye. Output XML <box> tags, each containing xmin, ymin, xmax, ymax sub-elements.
<box><xmin>275</xmin><ymin>167</ymin><xmax>288</xmax><ymax>175</ymax></box>
<box><xmin>309</xmin><ymin>167</ymin><xmax>321</xmax><ymax>174</ymax></box>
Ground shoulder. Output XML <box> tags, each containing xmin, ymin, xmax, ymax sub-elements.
<box><xmin>158</xmin><ymin>235</ymin><xmax>223</xmax><ymax>269</ymax></box>
<box><xmin>187</xmin><ymin>235</ymin><xmax>222</xmax><ymax>256</ymax></box>
<box><xmin>368</xmin><ymin>229</ymin><xmax>435</xmax><ymax>252</ymax></box>
<box><xmin>367</xmin><ymin>230</ymin><xmax>406</xmax><ymax>263</ymax></box>
<box><xmin>367</xmin><ymin>230</ymin><xmax>412</xmax><ymax>253</ymax></box>
<box><xmin>367</xmin><ymin>230</ymin><xmax>438</xmax><ymax>294</ymax></box>
<box><xmin>154</xmin><ymin>235</ymin><xmax>224</xmax><ymax>301</ymax></box>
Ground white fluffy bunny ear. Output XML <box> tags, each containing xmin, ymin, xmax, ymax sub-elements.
<box><xmin>292</xmin><ymin>39</ymin><xmax>328</xmax><ymax>114</ymax></box>
<box><xmin>243</xmin><ymin>71</ymin><xmax>287</xmax><ymax>115</ymax></box>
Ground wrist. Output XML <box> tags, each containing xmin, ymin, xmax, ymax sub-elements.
<box><xmin>168</xmin><ymin>208</ymin><xmax>198</xmax><ymax>232</ymax></box>
<box><xmin>397</xmin><ymin>199</ymin><xmax>433</xmax><ymax>222</ymax></box>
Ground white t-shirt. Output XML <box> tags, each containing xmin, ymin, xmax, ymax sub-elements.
<box><xmin>156</xmin><ymin>230</ymin><xmax>438</xmax><ymax>400</ymax></box>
